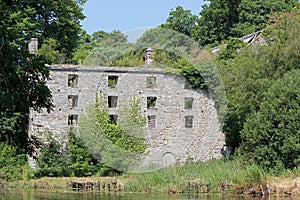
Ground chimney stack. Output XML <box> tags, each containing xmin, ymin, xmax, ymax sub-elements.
<box><xmin>28</xmin><ymin>38</ymin><xmax>38</xmax><ymax>54</ymax></box>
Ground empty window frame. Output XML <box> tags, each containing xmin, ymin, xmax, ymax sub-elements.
<box><xmin>147</xmin><ymin>97</ymin><xmax>157</xmax><ymax>109</ymax></box>
<box><xmin>68</xmin><ymin>95</ymin><xmax>78</xmax><ymax>108</ymax></box>
<box><xmin>108</xmin><ymin>75</ymin><xmax>118</xmax><ymax>88</ymax></box>
<box><xmin>109</xmin><ymin>115</ymin><xmax>118</xmax><ymax>124</ymax></box>
<box><xmin>68</xmin><ymin>114</ymin><xmax>79</xmax><ymax>126</ymax></box>
<box><xmin>146</xmin><ymin>77</ymin><xmax>156</xmax><ymax>88</ymax></box>
<box><xmin>108</xmin><ymin>96</ymin><xmax>118</xmax><ymax>108</ymax></box>
<box><xmin>68</xmin><ymin>74</ymin><xmax>78</xmax><ymax>87</ymax></box>
<box><xmin>148</xmin><ymin>115</ymin><xmax>156</xmax><ymax>128</ymax></box>
<box><xmin>185</xmin><ymin>116</ymin><xmax>193</xmax><ymax>128</ymax></box>
<box><xmin>184</xmin><ymin>97</ymin><xmax>194</xmax><ymax>109</ymax></box>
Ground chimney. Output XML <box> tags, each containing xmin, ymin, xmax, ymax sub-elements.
<box><xmin>145</xmin><ymin>47</ymin><xmax>154</xmax><ymax>65</ymax></box>
<box><xmin>28</xmin><ymin>38</ymin><xmax>38</xmax><ymax>54</ymax></box>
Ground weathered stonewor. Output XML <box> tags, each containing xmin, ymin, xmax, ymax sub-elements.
<box><xmin>28</xmin><ymin>64</ymin><xmax>225</xmax><ymax>169</ymax></box>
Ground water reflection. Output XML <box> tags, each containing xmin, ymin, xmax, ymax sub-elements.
<box><xmin>0</xmin><ymin>190</ymin><xmax>299</xmax><ymax>200</ymax></box>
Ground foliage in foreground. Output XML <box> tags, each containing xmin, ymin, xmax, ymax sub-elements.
<box><xmin>35</xmin><ymin>130</ymin><xmax>103</xmax><ymax>178</ymax></box>
<box><xmin>0</xmin><ymin>143</ymin><xmax>29</xmax><ymax>180</ymax></box>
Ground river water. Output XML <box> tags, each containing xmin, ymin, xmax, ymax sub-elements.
<box><xmin>0</xmin><ymin>190</ymin><xmax>298</xmax><ymax>200</ymax></box>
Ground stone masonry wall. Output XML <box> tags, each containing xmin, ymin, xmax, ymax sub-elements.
<box><xmin>29</xmin><ymin>64</ymin><xmax>225</xmax><ymax>169</ymax></box>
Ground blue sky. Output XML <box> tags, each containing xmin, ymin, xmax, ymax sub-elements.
<box><xmin>81</xmin><ymin>0</ymin><xmax>206</xmax><ymax>35</ymax></box>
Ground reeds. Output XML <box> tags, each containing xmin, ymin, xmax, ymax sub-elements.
<box><xmin>124</xmin><ymin>158</ymin><xmax>265</xmax><ymax>194</ymax></box>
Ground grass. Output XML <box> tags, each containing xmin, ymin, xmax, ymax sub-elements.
<box><xmin>6</xmin><ymin>157</ymin><xmax>300</xmax><ymax>195</ymax></box>
<box><xmin>123</xmin><ymin>158</ymin><xmax>265</xmax><ymax>193</ymax></box>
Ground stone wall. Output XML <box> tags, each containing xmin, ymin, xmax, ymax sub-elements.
<box><xmin>29</xmin><ymin>64</ymin><xmax>225</xmax><ymax>169</ymax></box>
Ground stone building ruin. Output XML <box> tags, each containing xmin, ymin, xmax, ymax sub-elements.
<box><xmin>29</xmin><ymin>64</ymin><xmax>225</xmax><ymax>169</ymax></box>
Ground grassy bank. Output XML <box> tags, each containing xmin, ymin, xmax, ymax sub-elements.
<box><xmin>3</xmin><ymin>158</ymin><xmax>300</xmax><ymax>196</ymax></box>
<box><xmin>124</xmin><ymin>158</ymin><xmax>265</xmax><ymax>193</ymax></box>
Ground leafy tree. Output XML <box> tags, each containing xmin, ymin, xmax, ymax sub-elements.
<box><xmin>0</xmin><ymin>142</ymin><xmax>28</xmax><ymax>180</ymax></box>
<box><xmin>193</xmin><ymin>0</ymin><xmax>241</xmax><ymax>46</ymax></box>
<box><xmin>192</xmin><ymin>0</ymin><xmax>298</xmax><ymax>46</ymax></box>
<box><xmin>73</xmin><ymin>29</ymin><xmax>93</xmax><ymax>64</ymax></box>
<box><xmin>239</xmin><ymin>70</ymin><xmax>300</xmax><ymax>170</ymax></box>
<box><xmin>0</xmin><ymin>0</ymin><xmax>86</xmax><ymax>167</ymax></box>
<box><xmin>37</xmin><ymin>38</ymin><xmax>61</xmax><ymax>63</ymax></box>
<box><xmin>35</xmin><ymin>132</ymin><xmax>71</xmax><ymax>177</ymax></box>
<box><xmin>161</xmin><ymin>6</ymin><xmax>197</xmax><ymax>37</ymax></box>
<box><xmin>35</xmin><ymin>129</ymin><xmax>106</xmax><ymax>177</ymax></box>
<box><xmin>219</xmin><ymin>7</ymin><xmax>300</xmax><ymax>150</ymax></box>
<box><xmin>83</xmin><ymin>30</ymin><xmax>133</xmax><ymax>66</ymax></box>
<box><xmin>233</xmin><ymin>0</ymin><xmax>298</xmax><ymax>36</ymax></box>
<box><xmin>78</xmin><ymin>96</ymin><xmax>147</xmax><ymax>173</ymax></box>
<box><xmin>66</xmin><ymin>129</ymin><xmax>103</xmax><ymax>177</ymax></box>
<box><xmin>217</xmin><ymin>38</ymin><xmax>246</xmax><ymax>60</ymax></box>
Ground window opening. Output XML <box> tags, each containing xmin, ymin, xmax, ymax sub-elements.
<box><xmin>184</xmin><ymin>97</ymin><xmax>194</xmax><ymax>109</ymax></box>
<box><xmin>185</xmin><ymin>116</ymin><xmax>193</xmax><ymax>128</ymax></box>
<box><xmin>148</xmin><ymin>115</ymin><xmax>156</xmax><ymax>128</ymax></box>
<box><xmin>108</xmin><ymin>96</ymin><xmax>118</xmax><ymax>108</ymax></box>
<box><xmin>68</xmin><ymin>95</ymin><xmax>78</xmax><ymax>108</ymax></box>
<box><xmin>68</xmin><ymin>114</ymin><xmax>78</xmax><ymax>126</ymax></box>
<box><xmin>68</xmin><ymin>74</ymin><xmax>78</xmax><ymax>87</ymax></box>
<box><xmin>147</xmin><ymin>97</ymin><xmax>157</xmax><ymax>109</ymax></box>
<box><xmin>146</xmin><ymin>77</ymin><xmax>156</xmax><ymax>88</ymax></box>
<box><xmin>108</xmin><ymin>75</ymin><xmax>118</xmax><ymax>88</ymax></box>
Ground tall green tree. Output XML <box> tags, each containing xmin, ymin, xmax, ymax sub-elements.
<box><xmin>0</xmin><ymin>0</ymin><xmax>86</xmax><ymax>155</ymax></box>
<box><xmin>193</xmin><ymin>0</ymin><xmax>241</xmax><ymax>46</ymax></box>
<box><xmin>239</xmin><ymin>70</ymin><xmax>300</xmax><ymax>171</ymax></box>
<box><xmin>232</xmin><ymin>0</ymin><xmax>298</xmax><ymax>36</ymax></box>
<box><xmin>161</xmin><ymin>6</ymin><xmax>197</xmax><ymax>37</ymax></box>
<box><xmin>219</xmin><ymin>7</ymin><xmax>300</xmax><ymax>151</ymax></box>
<box><xmin>193</xmin><ymin>0</ymin><xmax>298</xmax><ymax>46</ymax></box>
<box><xmin>83</xmin><ymin>30</ymin><xmax>132</xmax><ymax>66</ymax></box>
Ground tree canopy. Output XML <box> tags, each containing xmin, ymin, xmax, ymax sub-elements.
<box><xmin>0</xmin><ymin>0</ymin><xmax>86</xmax><ymax>154</ymax></box>
<box><xmin>218</xmin><ymin>6</ymin><xmax>300</xmax><ymax>158</ymax></box>
<box><xmin>239</xmin><ymin>70</ymin><xmax>300</xmax><ymax>170</ymax></box>
<box><xmin>162</xmin><ymin>0</ymin><xmax>298</xmax><ymax>46</ymax></box>
<box><xmin>161</xmin><ymin>6</ymin><xmax>197</xmax><ymax>38</ymax></box>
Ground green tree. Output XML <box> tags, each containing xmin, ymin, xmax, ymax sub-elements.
<box><xmin>193</xmin><ymin>0</ymin><xmax>241</xmax><ymax>46</ymax></box>
<box><xmin>219</xmin><ymin>7</ymin><xmax>300</xmax><ymax>150</ymax></box>
<box><xmin>35</xmin><ymin>129</ymin><xmax>106</xmax><ymax>177</ymax></box>
<box><xmin>161</xmin><ymin>6</ymin><xmax>197</xmax><ymax>37</ymax></box>
<box><xmin>233</xmin><ymin>0</ymin><xmax>297</xmax><ymax>36</ymax></box>
<box><xmin>192</xmin><ymin>0</ymin><xmax>298</xmax><ymax>46</ymax></box>
<box><xmin>35</xmin><ymin>132</ymin><xmax>71</xmax><ymax>177</ymax></box>
<box><xmin>239</xmin><ymin>70</ymin><xmax>300</xmax><ymax>171</ymax></box>
<box><xmin>66</xmin><ymin>129</ymin><xmax>103</xmax><ymax>177</ymax></box>
<box><xmin>0</xmin><ymin>142</ymin><xmax>28</xmax><ymax>180</ymax></box>
<box><xmin>0</xmin><ymin>0</ymin><xmax>86</xmax><ymax>160</ymax></box>
<box><xmin>78</xmin><ymin>96</ymin><xmax>147</xmax><ymax>173</ymax></box>
<box><xmin>73</xmin><ymin>29</ymin><xmax>93</xmax><ymax>65</ymax></box>
<box><xmin>83</xmin><ymin>30</ymin><xmax>133</xmax><ymax>66</ymax></box>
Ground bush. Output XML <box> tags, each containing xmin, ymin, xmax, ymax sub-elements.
<box><xmin>0</xmin><ymin>142</ymin><xmax>28</xmax><ymax>180</ymax></box>
<box><xmin>239</xmin><ymin>70</ymin><xmax>300</xmax><ymax>171</ymax></box>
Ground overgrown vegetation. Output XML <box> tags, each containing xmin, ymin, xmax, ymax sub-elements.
<box><xmin>124</xmin><ymin>158</ymin><xmax>265</xmax><ymax>193</ymax></box>
<box><xmin>0</xmin><ymin>143</ymin><xmax>29</xmax><ymax>181</ymax></box>
<box><xmin>78</xmin><ymin>95</ymin><xmax>147</xmax><ymax>173</ymax></box>
<box><xmin>1</xmin><ymin>0</ymin><xmax>299</xmax><ymax>190</ymax></box>
<box><xmin>34</xmin><ymin>129</ymin><xmax>104</xmax><ymax>178</ymax></box>
<box><xmin>218</xmin><ymin>7</ymin><xmax>300</xmax><ymax>172</ymax></box>
<box><xmin>34</xmin><ymin>95</ymin><xmax>147</xmax><ymax>177</ymax></box>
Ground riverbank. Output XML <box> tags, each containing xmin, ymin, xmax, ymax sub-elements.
<box><xmin>2</xmin><ymin>159</ymin><xmax>300</xmax><ymax>197</ymax></box>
